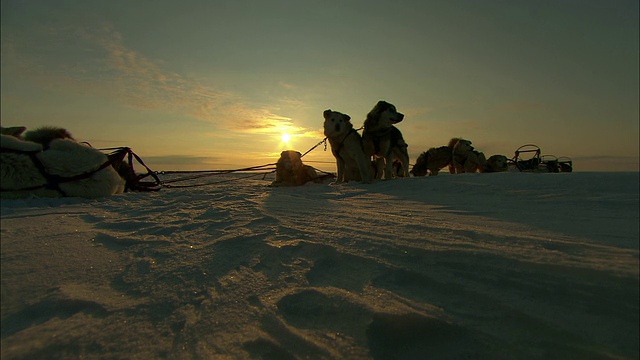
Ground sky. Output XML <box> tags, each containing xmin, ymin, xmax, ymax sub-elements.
<box><xmin>1</xmin><ymin>0</ymin><xmax>638</xmax><ymax>172</ymax></box>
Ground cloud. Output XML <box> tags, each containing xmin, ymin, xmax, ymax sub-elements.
<box><xmin>2</xmin><ymin>22</ymin><xmax>312</xmax><ymax>137</ymax></box>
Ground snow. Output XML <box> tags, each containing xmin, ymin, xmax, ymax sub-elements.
<box><xmin>1</xmin><ymin>172</ymin><xmax>638</xmax><ymax>359</ymax></box>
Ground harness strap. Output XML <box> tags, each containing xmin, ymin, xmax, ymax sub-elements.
<box><xmin>363</xmin><ymin>127</ymin><xmax>401</xmax><ymax>157</ymax></box>
<box><xmin>333</xmin><ymin>128</ymin><xmax>358</xmax><ymax>161</ymax></box>
<box><xmin>129</xmin><ymin>150</ymin><xmax>162</xmax><ymax>191</ymax></box>
<box><xmin>107</xmin><ymin>147</ymin><xmax>162</xmax><ymax>192</ymax></box>
<box><xmin>1</xmin><ymin>147</ymin><xmax>116</xmax><ymax>195</ymax></box>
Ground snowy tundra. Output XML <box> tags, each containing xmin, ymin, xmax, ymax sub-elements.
<box><xmin>1</xmin><ymin>172</ymin><xmax>638</xmax><ymax>359</ymax></box>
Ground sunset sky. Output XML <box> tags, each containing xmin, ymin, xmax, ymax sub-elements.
<box><xmin>2</xmin><ymin>0</ymin><xmax>638</xmax><ymax>172</ymax></box>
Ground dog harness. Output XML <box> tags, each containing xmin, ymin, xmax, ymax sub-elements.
<box><xmin>0</xmin><ymin>147</ymin><xmax>116</xmax><ymax>196</ymax></box>
<box><xmin>0</xmin><ymin>146</ymin><xmax>160</xmax><ymax>196</ymax></box>
<box><xmin>331</xmin><ymin>128</ymin><xmax>362</xmax><ymax>161</ymax></box>
<box><xmin>362</xmin><ymin>127</ymin><xmax>405</xmax><ymax>157</ymax></box>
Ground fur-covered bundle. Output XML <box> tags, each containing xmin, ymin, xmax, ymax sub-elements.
<box><xmin>1</xmin><ymin>126</ymin><xmax>125</xmax><ymax>199</ymax></box>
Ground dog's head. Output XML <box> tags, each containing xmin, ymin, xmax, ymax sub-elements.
<box><xmin>452</xmin><ymin>139</ymin><xmax>474</xmax><ymax>154</ymax></box>
<box><xmin>410</xmin><ymin>152</ymin><xmax>429</xmax><ymax>176</ymax></box>
<box><xmin>486</xmin><ymin>155</ymin><xmax>508</xmax><ymax>172</ymax></box>
<box><xmin>469</xmin><ymin>150</ymin><xmax>486</xmax><ymax>165</ymax></box>
<box><xmin>364</xmin><ymin>101</ymin><xmax>404</xmax><ymax>131</ymax></box>
<box><xmin>277</xmin><ymin>150</ymin><xmax>304</xmax><ymax>172</ymax></box>
<box><xmin>1</xmin><ymin>126</ymin><xmax>27</xmax><ymax>137</ymax></box>
<box><xmin>323</xmin><ymin>110</ymin><xmax>353</xmax><ymax>138</ymax></box>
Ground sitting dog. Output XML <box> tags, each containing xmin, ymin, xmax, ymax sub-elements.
<box><xmin>1</xmin><ymin>126</ymin><xmax>125</xmax><ymax>199</ymax></box>
<box><xmin>323</xmin><ymin>110</ymin><xmax>372</xmax><ymax>183</ymax></box>
<box><xmin>362</xmin><ymin>101</ymin><xmax>410</xmax><ymax>179</ymax></box>
<box><xmin>411</xmin><ymin>146</ymin><xmax>453</xmax><ymax>176</ymax></box>
<box><xmin>484</xmin><ymin>155</ymin><xmax>509</xmax><ymax>173</ymax></box>
<box><xmin>271</xmin><ymin>150</ymin><xmax>323</xmax><ymax>186</ymax></box>
<box><xmin>450</xmin><ymin>138</ymin><xmax>486</xmax><ymax>174</ymax></box>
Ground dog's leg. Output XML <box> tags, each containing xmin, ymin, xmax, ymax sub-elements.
<box><xmin>335</xmin><ymin>159</ymin><xmax>344</xmax><ymax>183</ymax></box>
<box><xmin>357</xmin><ymin>157</ymin><xmax>373</xmax><ymax>183</ymax></box>
<box><xmin>453</xmin><ymin>156</ymin><xmax>466</xmax><ymax>174</ymax></box>
<box><xmin>378</xmin><ymin>141</ymin><xmax>394</xmax><ymax>179</ymax></box>
<box><xmin>395</xmin><ymin>147</ymin><xmax>410</xmax><ymax>178</ymax></box>
<box><xmin>383</xmin><ymin>154</ymin><xmax>394</xmax><ymax>179</ymax></box>
<box><xmin>373</xmin><ymin>157</ymin><xmax>384</xmax><ymax>179</ymax></box>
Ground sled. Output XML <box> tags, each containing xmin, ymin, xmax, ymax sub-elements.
<box><xmin>557</xmin><ymin>156</ymin><xmax>573</xmax><ymax>172</ymax></box>
<box><xmin>511</xmin><ymin>144</ymin><xmax>573</xmax><ymax>173</ymax></box>
<box><xmin>512</xmin><ymin>144</ymin><xmax>543</xmax><ymax>172</ymax></box>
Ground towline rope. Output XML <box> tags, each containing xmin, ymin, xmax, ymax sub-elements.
<box><xmin>153</xmin><ymin>164</ymin><xmax>278</xmax><ymax>188</ymax></box>
<box><xmin>162</xmin><ymin>171</ymin><xmax>276</xmax><ymax>188</ymax></box>
<box><xmin>98</xmin><ymin>134</ymin><xmax>336</xmax><ymax>189</ymax></box>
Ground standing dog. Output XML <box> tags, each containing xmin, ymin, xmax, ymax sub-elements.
<box><xmin>323</xmin><ymin>110</ymin><xmax>373</xmax><ymax>183</ymax></box>
<box><xmin>1</xmin><ymin>126</ymin><xmax>125</xmax><ymax>199</ymax></box>
<box><xmin>411</xmin><ymin>146</ymin><xmax>453</xmax><ymax>176</ymax></box>
<box><xmin>450</xmin><ymin>138</ymin><xmax>486</xmax><ymax>173</ymax></box>
<box><xmin>362</xmin><ymin>101</ymin><xmax>410</xmax><ymax>179</ymax></box>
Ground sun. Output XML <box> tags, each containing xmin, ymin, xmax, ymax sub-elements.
<box><xmin>281</xmin><ymin>133</ymin><xmax>291</xmax><ymax>144</ymax></box>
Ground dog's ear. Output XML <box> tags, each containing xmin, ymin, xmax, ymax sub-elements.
<box><xmin>377</xmin><ymin>100</ymin><xmax>390</xmax><ymax>109</ymax></box>
<box><xmin>323</xmin><ymin>109</ymin><xmax>332</xmax><ymax>119</ymax></box>
<box><xmin>344</xmin><ymin>114</ymin><xmax>351</xmax><ymax>122</ymax></box>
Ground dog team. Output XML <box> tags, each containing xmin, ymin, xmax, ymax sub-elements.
<box><xmin>273</xmin><ymin>100</ymin><xmax>411</xmax><ymax>186</ymax></box>
<box><xmin>317</xmin><ymin>100</ymin><xmax>508</xmax><ymax>185</ymax></box>
<box><xmin>2</xmin><ymin>100</ymin><xmax>509</xmax><ymax>197</ymax></box>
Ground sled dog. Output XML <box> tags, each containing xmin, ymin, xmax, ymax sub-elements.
<box><xmin>411</xmin><ymin>146</ymin><xmax>453</xmax><ymax>176</ymax></box>
<box><xmin>450</xmin><ymin>138</ymin><xmax>486</xmax><ymax>174</ymax></box>
<box><xmin>484</xmin><ymin>155</ymin><xmax>509</xmax><ymax>173</ymax></box>
<box><xmin>271</xmin><ymin>150</ymin><xmax>323</xmax><ymax>186</ymax></box>
<box><xmin>362</xmin><ymin>101</ymin><xmax>410</xmax><ymax>179</ymax></box>
<box><xmin>323</xmin><ymin>110</ymin><xmax>373</xmax><ymax>183</ymax></box>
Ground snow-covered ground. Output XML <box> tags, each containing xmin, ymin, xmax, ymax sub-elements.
<box><xmin>1</xmin><ymin>172</ymin><xmax>638</xmax><ymax>359</ymax></box>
